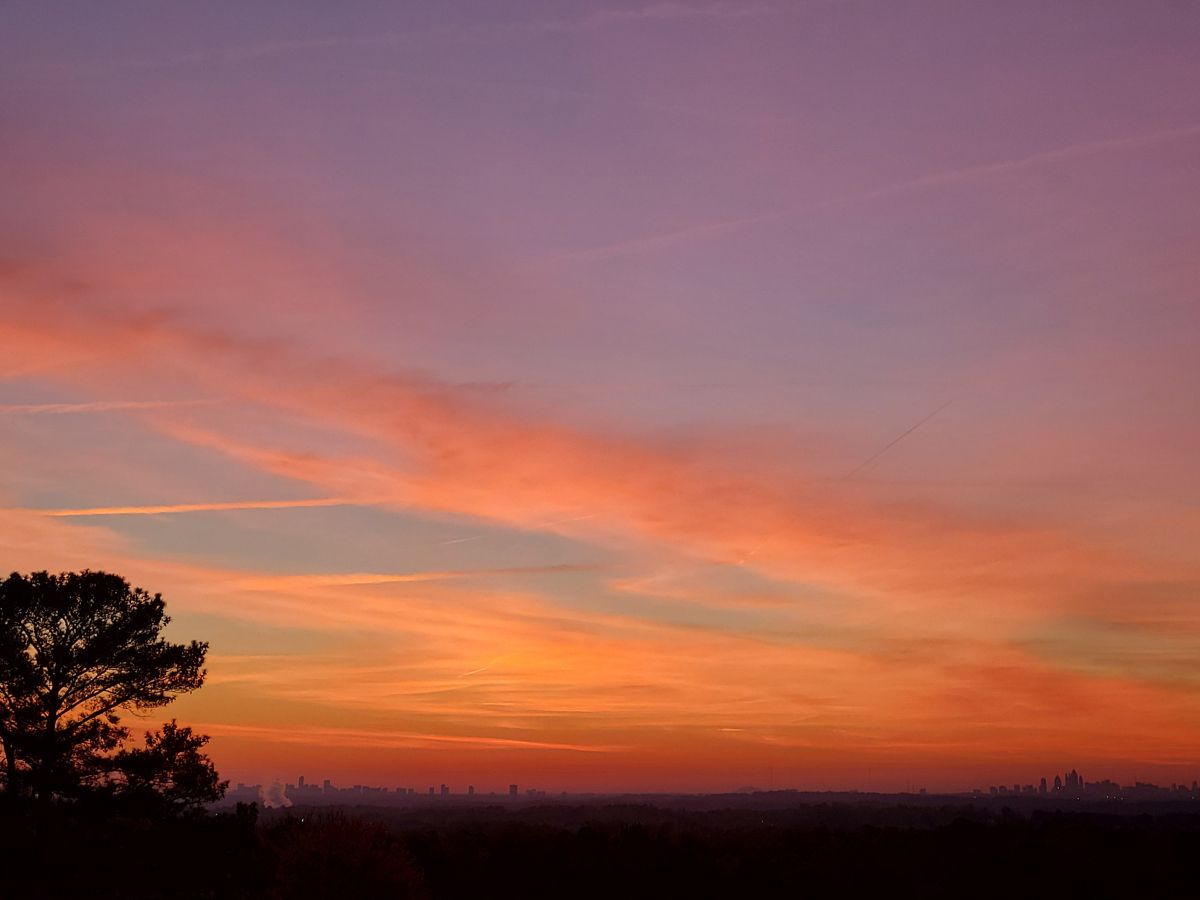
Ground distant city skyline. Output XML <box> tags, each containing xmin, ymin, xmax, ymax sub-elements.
<box><xmin>221</xmin><ymin>767</ymin><xmax>1200</xmax><ymax>809</ymax></box>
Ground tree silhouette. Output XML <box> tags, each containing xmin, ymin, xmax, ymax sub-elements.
<box><xmin>107</xmin><ymin>720</ymin><xmax>227</xmax><ymax>814</ymax></box>
<box><xmin>0</xmin><ymin>570</ymin><xmax>208</xmax><ymax>802</ymax></box>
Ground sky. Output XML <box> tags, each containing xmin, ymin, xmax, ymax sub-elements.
<box><xmin>1</xmin><ymin>0</ymin><xmax>1199</xmax><ymax>794</ymax></box>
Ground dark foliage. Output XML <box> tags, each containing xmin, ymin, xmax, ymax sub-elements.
<box><xmin>104</xmin><ymin>720</ymin><xmax>228</xmax><ymax>815</ymax></box>
<box><xmin>400</xmin><ymin>806</ymin><xmax>1200</xmax><ymax>899</ymax></box>
<box><xmin>261</xmin><ymin>813</ymin><xmax>425</xmax><ymax>900</ymax></box>
<box><xmin>0</xmin><ymin>570</ymin><xmax>207</xmax><ymax>801</ymax></box>
<box><xmin>5</xmin><ymin>801</ymin><xmax>1200</xmax><ymax>899</ymax></box>
<box><xmin>0</xmin><ymin>801</ymin><xmax>263</xmax><ymax>900</ymax></box>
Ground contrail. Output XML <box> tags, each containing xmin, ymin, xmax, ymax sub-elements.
<box><xmin>846</xmin><ymin>400</ymin><xmax>952</xmax><ymax>478</ymax></box>
<box><xmin>189</xmin><ymin>721</ymin><xmax>620</xmax><ymax>753</ymax></box>
<box><xmin>549</xmin><ymin>122</ymin><xmax>1200</xmax><ymax>265</ymax></box>
<box><xmin>30</xmin><ymin>498</ymin><xmax>364</xmax><ymax>517</ymax></box>
<box><xmin>532</xmin><ymin>513</ymin><xmax>601</xmax><ymax>529</ymax></box>
<box><xmin>457</xmin><ymin>664</ymin><xmax>493</xmax><ymax>678</ymax></box>
<box><xmin>437</xmin><ymin>514</ymin><xmax>599</xmax><ymax>547</ymax></box>
<box><xmin>0</xmin><ymin>399</ymin><xmax>221</xmax><ymax>415</ymax></box>
<box><xmin>235</xmin><ymin>563</ymin><xmax>609</xmax><ymax>590</ymax></box>
<box><xmin>536</xmin><ymin>2</ymin><xmax>783</xmax><ymax>33</ymax></box>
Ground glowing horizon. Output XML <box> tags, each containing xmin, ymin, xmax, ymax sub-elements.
<box><xmin>2</xmin><ymin>1</ymin><xmax>1199</xmax><ymax>794</ymax></box>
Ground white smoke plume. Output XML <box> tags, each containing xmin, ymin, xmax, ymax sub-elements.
<box><xmin>260</xmin><ymin>779</ymin><xmax>292</xmax><ymax>809</ymax></box>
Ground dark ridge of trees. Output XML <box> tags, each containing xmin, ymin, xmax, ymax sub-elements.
<box><xmin>397</xmin><ymin>811</ymin><xmax>1200</xmax><ymax>899</ymax></box>
<box><xmin>4</xmin><ymin>802</ymin><xmax>1200</xmax><ymax>899</ymax></box>
<box><xmin>0</xmin><ymin>801</ymin><xmax>263</xmax><ymax>900</ymax></box>
<box><xmin>0</xmin><ymin>570</ymin><xmax>211</xmax><ymax>804</ymax></box>
<box><xmin>262</xmin><ymin>814</ymin><xmax>426</xmax><ymax>900</ymax></box>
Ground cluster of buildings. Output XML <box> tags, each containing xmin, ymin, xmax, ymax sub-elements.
<box><xmin>223</xmin><ymin>768</ymin><xmax>1200</xmax><ymax>807</ymax></box>
<box><xmin>975</xmin><ymin>770</ymin><xmax>1199</xmax><ymax>800</ymax></box>
<box><xmin>226</xmin><ymin>777</ymin><xmax>548</xmax><ymax>805</ymax></box>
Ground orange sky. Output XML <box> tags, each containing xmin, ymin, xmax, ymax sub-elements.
<box><xmin>2</xmin><ymin>1</ymin><xmax>1199</xmax><ymax>793</ymax></box>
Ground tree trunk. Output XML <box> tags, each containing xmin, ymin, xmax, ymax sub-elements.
<box><xmin>1</xmin><ymin>733</ymin><xmax>17</xmax><ymax>797</ymax></box>
<box><xmin>35</xmin><ymin>714</ymin><xmax>58</xmax><ymax>804</ymax></box>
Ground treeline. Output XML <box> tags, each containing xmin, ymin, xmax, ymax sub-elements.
<box><xmin>404</xmin><ymin>810</ymin><xmax>1200</xmax><ymax>898</ymax></box>
<box><xmin>4</xmin><ymin>802</ymin><xmax>1200</xmax><ymax>898</ymax></box>
<box><xmin>0</xmin><ymin>802</ymin><xmax>422</xmax><ymax>899</ymax></box>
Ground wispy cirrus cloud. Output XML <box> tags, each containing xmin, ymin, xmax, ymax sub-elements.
<box><xmin>4</xmin><ymin>205</ymin><xmax>1200</xmax><ymax>784</ymax></box>
<box><xmin>0</xmin><ymin>272</ymin><xmax>1181</xmax><ymax>628</ymax></box>
<box><xmin>1</xmin><ymin>498</ymin><xmax>1196</xmax><ymax>783</ymax></box>
<box><xmin>54</xmin><ymin>3</ymin><xmax>786</xmax><ymax>76</ymax></box>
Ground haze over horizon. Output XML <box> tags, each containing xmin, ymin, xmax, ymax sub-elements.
<box><xmin>2</xmin><ymin>1</ymin><xmax>1199</xmax><ymax>794</ymax></box>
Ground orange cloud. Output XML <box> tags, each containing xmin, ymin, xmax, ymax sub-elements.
<box><xmin>33</xmin><ymin>498</ymin><xmax>362</xmax><ymax>516</ymax></box>
<box><xmin>4</xmin><ymin>240</ymin><xmax>1200</xmax><ymax>790</ymax></box>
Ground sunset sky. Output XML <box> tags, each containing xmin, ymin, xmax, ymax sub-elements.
<box><xmin>2</xmin><ymin>1</ymin><xmax>1199</xmax><ymax>794</ymax></box>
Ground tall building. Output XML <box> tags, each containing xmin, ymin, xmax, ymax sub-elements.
<box><xmin>510</xmin><ymin>784</ymin><xmax>518</xmax><ymax>796</ymax></box>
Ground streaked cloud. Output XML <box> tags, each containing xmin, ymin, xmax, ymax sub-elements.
<box><xmin>232</xmin><ymin>564</ymin><xmax>611</xmax><ymax>590</ymax></box>
<box><xmin>3</xmin><ymin>1</ymin><xmax>1199</xmax><ymax>791</ymax></box>
<box><xmin>0</xmin><ymin>399</ymin><xmax>221</xmax><ymax>415</ymax></box>
<box><xmin>29</xmin><ymin>498</ymin><xmax>364</xmax><ymax>517</ymax></box>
